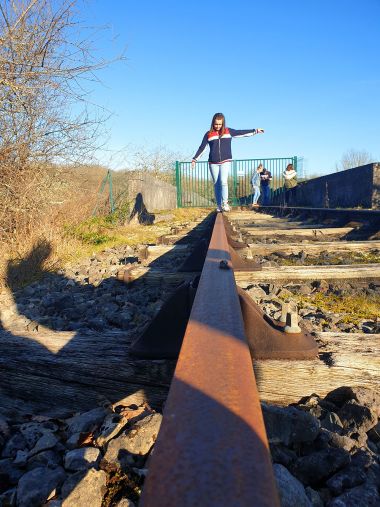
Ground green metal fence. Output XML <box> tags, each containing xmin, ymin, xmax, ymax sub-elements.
<box><xmin>175</xmin><ymin>157</ymin><xmax>298</xmax><ymax>207</ymax></box>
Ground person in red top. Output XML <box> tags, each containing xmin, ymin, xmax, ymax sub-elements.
<box><xmin>191</xmin><ymin>113</ymin><xmax>264</xmax><ymax>212</ymax></box>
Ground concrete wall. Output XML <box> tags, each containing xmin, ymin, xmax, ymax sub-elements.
<box><xmin>114</xmin><ymin>173</ymin><xmax>177</xmax><ymax>211</ymax></box>
<box><xmin>295</xmin><ymin>163</ymin><xmax>380</xmax><ymax>209</ymax></box>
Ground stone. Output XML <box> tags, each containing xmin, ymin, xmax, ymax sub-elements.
<box><xmin>115</xmin><ymin>500</ymin><xmax>136</xmax><ymax>507</ymax></box>
<box><xmin>65</xmin><ymin>433</ymin><xmax>84</xmax><ymax>450</ymax></box>
<box><xmin>27</xmin><ymin>449</ymin><xmax>62</xmax><ymax>470</ymax></box>
<box><xmin>0</xmin><ymin>487</ymin><xmax>17</xmax><ymax>506</ymax></box>
<box><xmin>273</xmin><ymin>464</ymin><xmax>312</xmax><ymax>507</ymax></box>
<box><xmin>324</xmin><ymin>387</ymin><xmax>380</xmax><ymax>415</ymax></box>
<box><xmin>305</xmin><ymin>487</ymin><xmax>324</xmax><ymax>507</ymax></box>
<box><xmin>368</xmin><ymin>422</ymin><xmax>380</xmax><ymax>443</ymax></box>
<box><xmin>16</xmin><ymin>466</ymin><xmax>66</xmax><ymax>507</ymax></box>
<box><xmin>96</xmin><ymin>413</ymin><xmax>129</xmax><ymax>447</ymax></box>
<box><xmin>66</xmin><ymin>408</ymin><xmax>108</xmax><ymax>436</ymax></box>
<box><xmin>0</xmin><ymin>458</ymin><xmax>23</xmax><ymax>489</ymax></box>
<box><xmin>247</xmin><ymin>287</ymin><xmax>267</xmax><ymax>300</ymax></box>
<box><xmin>13</xmin><ymin>450</ymin><xmax>28</xmax><ymax>466</ymax></box>
<box><xmin>61</xmin><ymin>469</ymin><xmax>107</xmax><ymax>507</ymax></box>
<box><xmin>327</xmin><ymin>482</ymin><xmax>380</xmax><ymax>506</ymax></box>
<box><xmin>291</xmin><ymin>447</ymin><xmax>350</xmax><ymax>486</ymax></box>
<box><xmin>64</xmin><ymin>447</ymin><xmax>101</xmax><ymax>472</ymax></box>
<box><xmin>262</xmin><ymin>403</ymin><xmax>320</xmax><ymax>446</ymax></box>
<box><xmin>19</xmin><ymin>422</ymin><xmax>49</xmax><ymax>448</ymax></box>
<box><xmin>28</xmin><ymin>431</ymin><xmax>59</xmax><ymax>457</ymax></box>
<box><xmin>0</xmin><ymin>417</ymin><xmax>10</xmax><ymax>441</ymax></box>
<box><xmin>103</xmin><ymin>413</ymin><xmax>162</xmax><ymax>470</ymax></box>
<box><xmin>270</xmin><ymin>444</ymin><xmax>297</xmax><ymax>467</ymax></box>
<box><xmin>1</xmin><ymin>433</ymin><xmax>27</xmax><ymax>459</ymax></box>
<box><xmin>328</xmin><ymin>432</ymin><xmax>357</xmax><ymax>452</ymax></box>
<box><xmin>338</xmin><ymin>401</ymin><xmax>378</xmax><ymax>434</ymax></box>
<box><xmin>320</xmin><ymin>412</ymin><xmax>344</xmax><ymax>433</ymax></box>
<box><xmin>326</xmin><ymin>464</ymin><xmax>367</xmax><ymax>496</ymax></box>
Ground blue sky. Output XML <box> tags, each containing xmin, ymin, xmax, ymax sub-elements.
<box><xmin>80</xmin><ymin>0</ymin><xmax>380</xmax><ymax>175</ymax></box>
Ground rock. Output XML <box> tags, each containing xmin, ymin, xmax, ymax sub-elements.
<box><xmin>1</xmin><ymin>433</ymin><xmax>27</xmax><ymax>459</ymax></box>
<box><xmin>0</xmin><ymin>487</ymin><xmax>17</xmax><ymax>506</ymax></box>
<box><xmin>338</xmin><ymin>401</ymin><xmax>378</xmax><ymax>434</ymax></box>
<box><xmin>367</xmin><ymin>463</ymin><xmax>380</xmax><ymax>488</ymax></box>
<box><xmin>276</xmin><ymin>288</ymin><xmax>293</xmax><ymax>299</ymax></box>
<box><xmin>270</xmin><ymin>444</ymin><xmax>297</xmax><ymax>467</ymax></box>
<box><xmin>64</xmin><ymin>447</ymin><xmax>101</xmax><ymax>472</ymax></box>
<box><xmin>327</xmin><ymin>482</ymin><xmax>380</xmax><ymax>506</ymax></box>
<box><xmin>27</xmin><ymin>450</ymin><xmax>62</xmax><ymax>470</ymax></box>
<box><xmin>273</xmin><ymin>464</ymin><xmax>312</xmax><ymax>507</ymax></box>
<box><xmin>103</xmin><ymin>413</ymin><xmax>162</xmax><ymax>470</ymax></box>
<box><xmin>0</xmin><ymin>459</ymin><xmax>23</xmax><ymax>490</ymax></box>
<box><xmin>247</xmin><ymin>287</ymin><xmax>267</xmax><ymax>300</ymax></box>
<box><xmin>66</xmin><ymin>408</ymin><xmax>108</xmax><ymax>436</ymax></box>
<box><xmin>262</xmin><ymin>403</ymin><xmax>320</xmax><ymax>446</ymax></box>
<box><xmin>16</xmin><ymin>466</ymin><xmax>66</xmax><ymax>507</ymax></box>
<box><xmin>96</xmin><ymin>413</ymin><xmax>129</xmax><ymax>447</ymax></box>
<box><xmin>291</xmin><ymin>447</ymin><xmax>350</xmax><ymax>486</ymax></box>
<box><xmin>65</xmin><ymin>433</ymin><xmax>85</xmax><ymax>450</ymax></box>
<box><xmin>115</xmin><ymin>499</ymin><xmax>136</xmax><ymax>507</ymax></box>
<box><xmin>13</xmin><ymin>450</ymin><xmax>28</xmax><ymax>467</ymax></box>
<box><xmin>61</xmin><ymin>469</ymin><xmax>107</xmax><ymax>507</ymax></box>
<box><xmin>305</xmin><ymin>487</ymin><xmax>324</xmax><ymax>507</ymax></box>
<box><xmin>326</xmin><ymin>464</ymin><xmax>367</xmax><ymax>495</ymax></box>
<box><xmin>28</xmin><ymin>431</ymin><xmax>59</xmax><ymax>457</ymax></box>
<box><xmin>0</xmin><ymin>417</ymin><xmax>10</xmax><ymax>441</ymax></box>
<box><xmin>312</xmin><ymin>280</ymin><xmax>329</xmax><ymax>293</ymax></box>
<box><xmin>320</xmin><ymin>412</ymin><xmax>344</xmax><ymax>433</ymax></box>
<box><xmin>324</xmin><ymin>387</ymin><xmax>380</xmax><ymax>416</ymax></box>
<box><xmin>368</xmin><ymin>421</ymin><xmax>380</xmax><ymax>443</ymax></box>
<box><xmin>328</xmin><ymin>432</ymin><xmax>357</xmax><ymax>452</ymax></box>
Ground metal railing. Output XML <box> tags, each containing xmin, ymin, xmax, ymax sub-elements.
<box><xmin>175</xmin><ymin>157</ymin><xmax>298</xmax><ymax>207</ymax></box>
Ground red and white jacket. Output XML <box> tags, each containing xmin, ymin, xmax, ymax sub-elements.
<box><xmin>193</xmin><ymin>128</ymin><xmax>258</xmax><ymax>164</ymax></box>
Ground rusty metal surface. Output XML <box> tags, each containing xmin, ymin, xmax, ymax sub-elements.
<box><xmin>238</xmin><ymin>287</ymin><xmax>319</xmax><ymax>360</ymax></box>
<box><xmin>140</xmin><ymin>213</ymin><xmax>279</xmax><ymax>507</ymax></box>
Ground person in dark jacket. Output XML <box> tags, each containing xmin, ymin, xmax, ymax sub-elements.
<box><xmin>191</xmin><ymin>113</ymin><xmax>264</xmax><ymax>212</ymax></box>
<box><xmin>260</xmin><ymin>166</ymin><xmax>272</xmax><ymax>205</ymax></box>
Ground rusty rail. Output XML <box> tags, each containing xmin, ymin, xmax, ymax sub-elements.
<box><xmin>140</xmin><ymin>213</ymin><xmax>280</xmax><ymax>507</ymax></box>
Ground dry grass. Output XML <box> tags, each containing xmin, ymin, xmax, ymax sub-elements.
<box><xmin>0</xmin><ymin>201</ymin><xmax>210</xmax><ymax>290</ymax></box>
<box><xmin>279</xmin><ymin>291</ymin><xmax>380</xmax><ymax>323</ymax></box>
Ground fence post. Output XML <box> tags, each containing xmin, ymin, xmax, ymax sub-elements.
<box><xmin>175</xmin><ymin>161</ymin><xmax>182</xmax><ymax>208</ymax></box>
<box><xmin>232</xmin><ymin>160</ymin><xmax>238</xmax><ymax>206</ymax></box>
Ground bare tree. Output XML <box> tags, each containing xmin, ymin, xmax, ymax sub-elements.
<box><xmin>0</xmin><ymin>0</ymin><xmax>124</xmax><ymax>238</ymax></box>
<box><xmin>335</xmin><ymin>149</ymin><xmax>373</xmax><ymax>172</ymax></box>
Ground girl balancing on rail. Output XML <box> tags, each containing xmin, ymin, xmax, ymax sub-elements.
<box><xmin>191</xmin><ymin>113</ymin><xmax>264</xmax><ymax>212</ymax></box>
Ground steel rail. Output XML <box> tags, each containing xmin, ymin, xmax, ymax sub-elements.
<box><xmin>140</xmin><ymin>213</ymin><xmax>279</xmax><ymax>507</ymax></box>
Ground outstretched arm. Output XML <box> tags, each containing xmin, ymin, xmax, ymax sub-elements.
<box><xmin>229</xmin><ymin>128</ymin><xmax>264</xmax><ymax>138</ymax></box>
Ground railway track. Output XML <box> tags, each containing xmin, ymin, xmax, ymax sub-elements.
<box><xmin>0</xmin><ymin>206</ymin><xmax>379</xmax><ymax>505</ymax></box>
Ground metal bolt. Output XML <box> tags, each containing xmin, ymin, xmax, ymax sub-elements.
<box><xmin>284</xmin><ymin>311</ymin><xmax>301</xmax><ymax>334</ymax></box>
<box><xmin>280</xmin><ymin>302</ymin><xmax>290</xmax><ymax>323</ymax></box>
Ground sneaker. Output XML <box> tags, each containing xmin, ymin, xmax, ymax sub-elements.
<box><xmin>253</xmin><ymin>203</ymin><xmax>259</xmax><ymax>207</ymax></box>
<box><xmin>216</xmin><ymin>206</ymin><xmax>222</xmax><ymax>212</ymax></box>
<box><xmin>221</xmin><ymin>203</ymin><xmax>230</xmax><ymax>212</ymax></box>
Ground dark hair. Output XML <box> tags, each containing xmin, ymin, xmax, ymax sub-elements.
<box><xmin>286</xmin><ymin>163</ymin><xmax>294</xmax><ymax>171</ymax></box>
<box><xmin>210</xmin><ymin>113</ymin><xmax>226</xmax><ymax>136</ymax></box>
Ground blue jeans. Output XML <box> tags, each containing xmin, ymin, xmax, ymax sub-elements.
<box><xmin>252</xmin><ymin>185</ymin><xmax>260</xmax><ymax>204</ymax></box>
<box><xmin>261</xmin><ymin>185</ymin><xmax>271</xmax><ymax>205</ymax></box>
<box><xmin>209</xmin><ymin>162</ymin><xmax>231</xmax><ymax>207</ymax></box>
